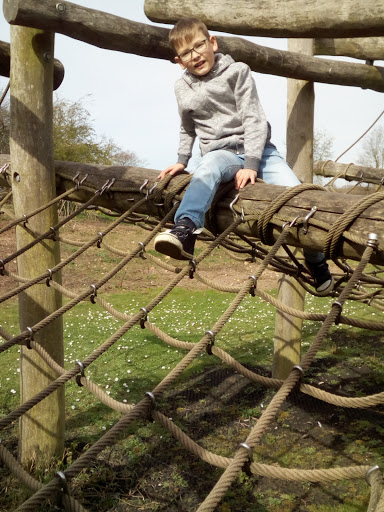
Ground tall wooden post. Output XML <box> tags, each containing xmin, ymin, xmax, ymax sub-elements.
<box><xmin>273</xmin><ymin>39</ymin><xmax>314</xmax><ymax>379</ymax></box>
<box><xmin>10</xmin><ymin>26</ymin><xmax>64</xmax><ymax>465</ymax></box>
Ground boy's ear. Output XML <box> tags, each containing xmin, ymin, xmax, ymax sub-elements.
<box><xmin>210</xmin><ymin>35</ymin><xmax>218</xmax><ymax>52</ymax></box>
<box><xmin>174</xmin><ymin>56</ymin><xmax>187</xmax><ymax>70</ymax></box>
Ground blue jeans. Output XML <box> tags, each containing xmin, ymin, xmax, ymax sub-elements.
<box><xmin>174</xmin><ymin>145</ymin><xmax>323</xmax><ymax>263</ymax></box>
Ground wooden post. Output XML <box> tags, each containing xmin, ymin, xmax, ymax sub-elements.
<box><xmin>273</xmin><ymin>39</ymin><xmax>314</xmax><ymax>379</ymax></box>
<box><xmin>9</xmin><ymin>25</ymin><xmax>64</xmax><ymax>465</ymax></box>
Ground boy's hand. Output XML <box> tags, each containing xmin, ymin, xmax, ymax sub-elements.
<box><xmin>157</xmin><ymin>163</ymin><xmax>186</xmax><ymax>180</ymax></box>
<box><xmin>234</xmin><ymin>168</ymin><xmax>257</xmax><ymax>190</ymax></box>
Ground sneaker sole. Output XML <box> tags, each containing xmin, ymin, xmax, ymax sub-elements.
<box><xmin>316</xmin><ymin>276</ymin><xmax>334</xmax><ymax>297</ymax></box>
<box><xmin>154</xmin><ymin>233</ymin><xmax>193</xmax><ymax>260</ymax></box>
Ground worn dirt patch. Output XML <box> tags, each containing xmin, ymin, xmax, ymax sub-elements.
<box><xmin>0</xmin><ymin>214</ymin><xmax>279</xmax><ymax>297</ymax></box>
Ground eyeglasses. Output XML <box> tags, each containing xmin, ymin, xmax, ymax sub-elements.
<box><xmin>177</xmin><ymin>39</ymin><xmax>208</xmax><ymax>63</ymax></box>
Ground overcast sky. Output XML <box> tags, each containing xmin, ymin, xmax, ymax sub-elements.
<box><xmin>0</xmin><ymin>1</ymin><xmax>383</xmax><ymax>170</ymax></box>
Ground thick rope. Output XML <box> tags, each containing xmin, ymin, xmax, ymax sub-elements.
<box><xmin>197</xmin><ymin>238</ymin><xmax>376</xmax><ymax>511</ymax></box>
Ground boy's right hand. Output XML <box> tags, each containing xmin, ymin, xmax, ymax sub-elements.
<box><xmin>157</xmin><ymin>163</ymin><xmax>186</xmax><ymax>180</ymax></box>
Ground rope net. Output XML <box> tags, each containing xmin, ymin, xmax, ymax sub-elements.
<box><xmin>0</xmin><ymin>174</ymin><xmax>383</xmax><ymax>511</ymax></box>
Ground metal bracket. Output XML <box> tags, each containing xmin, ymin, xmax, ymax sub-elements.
<box><xmin>302</xmin><ymin>206</ymin><xmax>317</xmax><ymax>234</ymax></box>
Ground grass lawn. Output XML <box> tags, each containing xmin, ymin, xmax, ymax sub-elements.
<box><xmin>1</xmin><ymin>284</ymin><xmax>384</xmax><ymax>511</ymax></box>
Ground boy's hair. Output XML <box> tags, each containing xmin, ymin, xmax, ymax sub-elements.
<box><xmin>169</xmin><ymin>18</ymin><xmax>210</xmax><ymax>55</ymax></box>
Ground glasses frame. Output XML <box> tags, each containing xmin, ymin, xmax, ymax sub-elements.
<box><xmin>177</xmin><ymin>38</ymin><xmax>209</xmax><ymax>63</ymax></box>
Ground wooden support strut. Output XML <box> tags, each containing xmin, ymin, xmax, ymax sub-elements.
<box><xmin>1</xmin><ymin>156</ymin><xmax>383</xmax><ymax>265</ymax></box>
<box><xmin>2</xmin><ymin>0</ymin><xmax>384</xmax><ymax>93</ymax></box>
<box><xmin>0</xmin><ymin>40</ymin><xmax>64</xmax><ymax>90</ymax></box>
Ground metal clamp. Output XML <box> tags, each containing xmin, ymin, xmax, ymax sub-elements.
<box><xmin>140</xmin><ymin>307</ymin><xmax>148</xmax><ymax>329</ymax></box>
<box><xmin>365</xmin><ymin>465</ymin><xmax>380</xmax><ymax>485</ymax></box>
<box><xmin>0</xmin><ymin>163</ymin><xmax>10</xmax><ymax>175</ymax></box>
<box><xmin>138</xmin><ymin>242</ymin><xmax>146</xmax><ymax>259</ymax></box>
<box><xmin>56</xmin><ymin>470</ymin><xmax>69</xmax><ymax>494</ymax></box>
<box><xmin>140</xmin><ymin>179</ymin><xmax>149</xmax><ymax>199</ymax></box>
<box><xmin>282</xmin><ymin>215</ymin><xmax>300</xmax><ymax>230</ymax></box>
<box><xmin>229</xmin><ymin>195</ymin><xmax>245</xmax><ymax>221</ymax></box>
<box><xmin>249</xmin><ymin>275</ymin><xmax>257</xmax><ymax>297</ymax></box>
<box><xmin>145</xmin><ymin>391</ymin><xmax>156</xmax><ymax>406</ymax></box>
<box><xmin>367</xmin><ymin>233</ymin><xmax>379</xmax><ymax>249</ymax></box>
<box><xmin>46</xmin><ymin>268</ymin><xmax>53</xmax><ymax>287</ymax></box>
<box><xmin>293</xmin><ymin>365</ymin><xmax>305</xmax><ymax>377</ymax></box>
<box><xmin>332</xmin><ymin>301</ymin><xmax>343</xmax><ymax>325</ymax></box>
<box><xmin>75</xmin><ymin>360</ymin><xmax>85</xmax><ymax>387</ymax></box>
<box><xmin>302</xmin><ymin>206</ymin><xmax>317</xmax><ymax>234</ymax></box>
<box><xmin>49</xmin><ymin>226</ymin><xmax>57</xmax><ymax>241</ymax></box>
<box><xmin>90</xmin><ymin>284</ymin><xmax>97</xmax><ymax>304</ymax></box>
<box><xmin>205</xmin><ymin>330</ymin><xmax>215</xmax><ymax>355</ymax></box>
<box><xmin>26</xmin><ymin>327</ymin><xmax>34</xmax><ymax>349</ymax></box>
<box><xmin>189</xmin><ymin>260</ymin><xmax>197</xmax><ymax>279</ymax></box>
<box><xmin>100</xmin><ymin>178</ymin><xmax>113</xmax><ymax>195</ymax></box>
<box><xmin>97</xmin><ymin>232</ymin><xmax>103</xmax><ymax>248</ymax></box>
<box><xmin>239</xmin><ymin>442</ymin><xmax>253</xmax><ymax>461</ymax></box>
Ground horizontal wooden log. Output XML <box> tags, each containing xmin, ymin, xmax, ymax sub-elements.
<box><xmin>1</xmin><ymin>155</ymin><xmax>383</xmax><ymax>265</ymax></box>
<box><xmin>0</xmin><ymin>40</ymin><xmax>64</xmax><ymax>90</ymax></box>
<box><xmin>315</xmin><ymin>160</ymin><xmax>384</xmax><ymax>185</ymax></box>
<box><xmin>217</xmin><ymin>38</ymin><xmax>384</xmax><ymax>93</ymax></box>
<box><xmin>3</xmin><ymin>0</ymin><xmax>384</xmax><ymax>93</ymax></box>
<box><xmin>314</xmin><ymin>37</ymin><xmax>384</xmax><ymax>62</ymax></box>
<box><xmin>144</xmin><ymin>0</ymin><xmax>384</xmax><ymax>38</ymax></box>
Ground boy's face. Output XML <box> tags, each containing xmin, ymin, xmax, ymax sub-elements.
<box><xmin>174</xmin><ymin>31</ymin><xmax>218</xmax><ymax>76</ymax></box>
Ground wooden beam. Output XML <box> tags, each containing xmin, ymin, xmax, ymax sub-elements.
<box><xmin>1</xmin><ymin>156</ymin><xmax>383</xmax><ymax>265</ymax></box>
<box><xmin>3</xmin><ymin>0</ymin><xmax>171</xmax><ymax>59</ymax></box>
<box><xmin>144</xmin><ymin>0</ymin><xmax>384</xmax><ymax>38</ymax></box>
<box><xmin>273</xmin><ymin>39</ymin><xmax>314</xmax><ymax>380</ymax></box>
<box><xmin>0</xmin><ymin>40</ymin><xmax>64</xmax><ymax>90</ymax></box>
<box><xmin>9</xmin><ymin>27</ymin><xmax>64</xmax><ymax>465</ymax></box>
<box><xmin>314</xmin><ymin>37</ymin><xmax>384</xmax><ymax>62</ymax></box>
<box><xmin>315</xmin><ymin>161</ymin><xmax>384</xmax><ymax>185</ymax></box>
<box><xmin>3</xmin><ymin>0</ymin><xmax>384</xmax><ymax>93</ymax></box>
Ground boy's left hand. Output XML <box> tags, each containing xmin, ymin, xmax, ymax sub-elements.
<box><xmin>234</xmin><ymin>168</ymin><xmax>257</xmax><ymax>190</ymax></box>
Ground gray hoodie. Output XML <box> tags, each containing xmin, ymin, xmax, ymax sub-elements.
<box><xmin>175</xmin><ymin>53</ymin><xmax>271</xmax><ymax>171</ymax></box>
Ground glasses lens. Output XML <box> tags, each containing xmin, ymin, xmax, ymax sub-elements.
<box><xmin>195</xmin><ymin>40</ymin><xmax>207</xmax><ymax>52</ymax></box>
<box><xmin>179</xmin><ymin>40</ymin><xmax>207</xmax><ymax>62</ymax></box>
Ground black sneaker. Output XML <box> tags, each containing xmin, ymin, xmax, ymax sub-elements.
<box><xmin>305</xmin><ymin>258</ymin><xmax>334</xmax><ymax>296</ymax></box>
<box><xmin>154</xmin><ymin>218</ymin><xmax>197</xmax><ymax>260</ymax></box>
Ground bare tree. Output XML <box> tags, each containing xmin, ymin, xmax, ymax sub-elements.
<box><xmin>357</xmin><ymin>125</ymin><xmax>384</xmax><ymax>168</ymax></box>
<box><xmin>314</xmin><ymin>128</ymin><xmax>334</xmax><ymax>162</ymax></box>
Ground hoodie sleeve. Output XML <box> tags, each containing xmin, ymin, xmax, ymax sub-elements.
<box><xmin>233</xmin><ymin>64</ymin><xmax>268</xmax><ymax>171</ymax></box>
<box><xmin>175</xmin><ymin>80</ymin><xmax>196</xmax><ymax>167</ymax></box>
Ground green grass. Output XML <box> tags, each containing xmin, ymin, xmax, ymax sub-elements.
<box><xmin>1</xmin><ymin>288</ymin><xmax>384</xmax><ymax>511</ymax></box>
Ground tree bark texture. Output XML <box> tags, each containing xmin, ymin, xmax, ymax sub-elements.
<box><xmin>0</xmin><ymin>39</ymin><xmax>64</xmax><ymax>90</ymax></box>
<box><xmin>2</xmin><ymin>0</ymin><xmax>384</xmax><ymax>93</ymax></box>
<box><xmin>144</xmin><ymin>0</ymin><xmax>384</xmax><ymax>38</ymax></box>
<box><xmin>314</xmin><ymin>37</ymin><xmax>384</xmax><ymax>62</ymax></box>
<box><xmin>9</xmin><ymin>27</ymin><xmax>64</xmax><ymax>466</ymax></box>
<box><xmin>1</xmin><ymin>156</ymin><xmax>383</xmax><ymax>265</ymax></box>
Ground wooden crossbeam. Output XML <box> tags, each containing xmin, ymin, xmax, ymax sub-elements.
<box><xmin>2</xmin><ymin>0</ymin><xmax>384</xmax><ymax>92</ymax></box>
<box><xmin>1</xmin><ymin>155</ymin><xmax>383</xmax><ymax>265</ymax></box>
<box><xmin>144</xmin><ymin>0</ymin><xmax>384</xmax><ymax>38</ymax></box>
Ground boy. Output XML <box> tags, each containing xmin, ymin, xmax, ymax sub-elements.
<box><xmin>154</xmin><ymin>18</ymin><xmax>333</xmax><ymax>296</ymax></box>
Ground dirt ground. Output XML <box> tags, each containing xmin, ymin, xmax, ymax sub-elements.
<box><xmin>0</xmin><ymin>214</ymin><xmax>279</xmax><ymax>297</ymax></box>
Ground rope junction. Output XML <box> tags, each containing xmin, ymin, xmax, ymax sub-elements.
<box><xmin>0</xmin><ymin>172</ymin><xmax>384</xmax><ymax>511</ymax></box>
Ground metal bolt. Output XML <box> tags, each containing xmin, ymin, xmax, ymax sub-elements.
<box><xmin>56</xmin><ymin>3</ymin><xmax>67</xmax><ymax>14</ymax></box>
<box><xmin>367</xmin><ymin>233</ymin><xmax>379</xmax><ymax>248</ymax></box>
<box><xmin>43</xmin><ymin>51</ymin><xmax>52</xmax><ymax>62</ymax></box>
